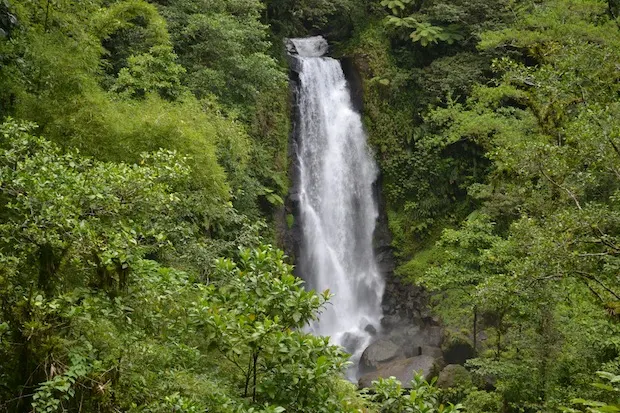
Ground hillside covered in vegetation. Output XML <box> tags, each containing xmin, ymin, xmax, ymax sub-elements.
<box><xmin>0</xmin><ymin>0</ymin><xmax>619</xmax><ymax>412</ymax></box>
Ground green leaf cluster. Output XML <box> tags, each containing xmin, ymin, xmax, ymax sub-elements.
<box><xmin>362</xmin><ymin>373</ymin><xmax>463</xmax><ymax>413</ymax></box>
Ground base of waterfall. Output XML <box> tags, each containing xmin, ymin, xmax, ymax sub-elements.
<box><xmin>355</xmin><ymin>278</ymin><xmax>476</xmax><ymax>388</ymax></box>
<box><xmin>356</xmin><ymin>320</ymin><xmax>443</xmax><ymax>387</ymax></box>
<box><xmin>356</xmin><ymin>315</ymin><xmax>479</xmax><ymax>388</ymax></box>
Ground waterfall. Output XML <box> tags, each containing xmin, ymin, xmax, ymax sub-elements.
<box><xmin>289</xmin><ymin>36</ymin><xmax>384</xmax><ymax>378</ymax></box>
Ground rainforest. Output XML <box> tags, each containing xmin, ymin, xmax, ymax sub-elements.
<box><xmin>0</xmin><ymin>0</ymin><xmax>619</xmax><ymax>412</ymax></box>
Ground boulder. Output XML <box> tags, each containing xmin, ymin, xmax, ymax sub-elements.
<box><xmin>386</xmin><ymin>325</ymin><xmax>421</xmax><ymax>347</ymax></box>
<box><xmin>360</xmin><ymin>339</ymin><xmax>401</xmax><ymax>371</ymax></box>
<box><xmin>437</xmin><ymin>364</ymin><xmax>472</xmax><ymax>389</ymax></box>
<box><xmin>364</xmin><ymin>324</ymin><xmax>378</xmax><ymax>336</ymax></box>
<box><xmin>284</xmin><ymin>38</ymin><xmax>297</xmax><ymax>55</ymax></box>
<box><xmin>420</xmin><ymin>346</ymin><xmax>443</xmax><ymax>359</ymax></box>
<box><xmin>379</xmin><ymin>324</ymin><xmax>443</xmax><ymax>359</ymax></box>
<box><xmin>287</xmin><ymin>56</ymin><xmax>303</xmax><ymax>74</ymax></box>
<box><xmin>358</xmin><ymin>355</ymin><xmax>437</xmax><ymax>388</ymax></box>
<box><xmin>340</xmin><ymin>331</ymin><xmax>365</xmax><ymax>356</ymax></box>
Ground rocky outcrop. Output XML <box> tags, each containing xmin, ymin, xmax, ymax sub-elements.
<box><xmin>357</xmin><ymin>319</ymin><xmax>447</xmax><ymax>387</ymax></box>
<box><xmin>0</xmin><ymin>1</ymin><xmax>17</xmax><ymax>39</ymax></box>
<box><xmin>276</xmin><ymin>42</ymin><xmax>304</xmax><ymax>267</ymax></box>
<box><xmin>341</xmin><ymin>54</ymin><xmax>450</xmax><ymax>388</ymax></box>
<box><xmin>358</xmin><ymin>355</ymin><xmax>439</xmax><ymax>388</ymax></box>
<box><xmin>340</xmin><ymin>58</ymin><xmax>364</xmax><ymax>114</ymax></box>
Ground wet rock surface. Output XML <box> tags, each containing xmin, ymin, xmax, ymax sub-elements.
<box><xmin>355</xmin><ymin>169</ymin><xmax>449</xmax><ymax>386</ymax></box>
<box><xmin>352</xmin><ymin>161</ymin><xmax>449</xmax><ymax>386</ymax></box>
<box><xmin>360</xmin><ymin>339</ymin><xmax>401</xmax><ymax>372</ymax></box>
<box><xmin>357</xmin><ymin>321</ymin><xmax>448</xmax><ymax>386</ymax></box>
<box><xmin>358</xmin><ymin>355</ymin><xmax>438</xmax><ymax>388</ymax></box>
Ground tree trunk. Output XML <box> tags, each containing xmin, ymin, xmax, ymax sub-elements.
<box><xmin>473</xmin><ymin>306</ymin><xmax>478</xmax><ymax>355</ymax></box>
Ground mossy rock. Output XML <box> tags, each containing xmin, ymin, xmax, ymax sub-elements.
<box><xmin>437</xmin><ymin>364</ymin><xmax>473</xmax><ymax>389</ymax></box>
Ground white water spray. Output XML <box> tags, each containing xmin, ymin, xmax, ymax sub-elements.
<box><xmin>290</xmin><ymin>36</ymin><xmax>384</xmax><ymax>377</ymax></box>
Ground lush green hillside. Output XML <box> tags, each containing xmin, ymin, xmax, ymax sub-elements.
<box><xmin>342</xmin><ymin>0</ymin><xmax>620</xmax><ymax>411</ymax></box>
<box><xmin>0</xmin><ymin>1</ymin><xmax>360</xmax><ymax>411</ymax></box>
<box><xmin>0</xmin><ymin>0</ymin><xmax>619</xmax><ymax>411</ymax></box>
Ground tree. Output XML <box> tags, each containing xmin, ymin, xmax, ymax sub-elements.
<box><xmin>205</xmin><ymin>246</ymin><xmax>357</xmax><ymax>412</ymax></box>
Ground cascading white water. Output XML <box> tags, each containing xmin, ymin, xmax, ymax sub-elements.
<box><xmin>290</xmin><ymin>36</ymin><xmax>384</xmax><ymax>378</ymax></box>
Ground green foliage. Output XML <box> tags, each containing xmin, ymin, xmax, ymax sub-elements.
<box><xmin>345</xmin><ymin>19</ymin><xmax>491</xmax><ymax>258</ymax></box>
<box><xmin>0</xmin><ymin>1</ymin><xmax>374</xmax><ymax>412</ymax></box>
<box><xmin>0</xmin><ymin>119</ymin><xmax>191</xmax><ymax>282</ymax></box>
<box><xmin>93</xmin><ymin>0</ymin><xmax>170</xmax><ymax>45</ymax></box>
<box><xmin>0</xmin><ymin>122</ymin><xmax>361</xmax><ymax>411</ymax></box>
<box><xmin>385</xmin><ymin>15</ymin><xmax>464</xmax><ymax>47</ymax></box>
<box><xmin>344</xmin><ymin>0</ymin><xmax>620</xmax><ymax>411</ymax></box>
<box><xmin>155</xmin><ymin>0</ymin><xmax>290</xmax><ymax>215</ymax></box>
<box><xmin>462</xmin><ymin>390</ymin><xmax>502</xmax><ymax>413</ymax></box>
<box><xmin>388</xmin><ymin>0</ymin><xmax>620</xmax><ymax>411</ymax></box>
<box><xmin>362</xmin><ymin>373</ymin><xmax>463</xmax><ymax>413</ymax></box>
<box><xmin>378</xmin><ymin>0</ymin><xmax>509</xmax><ymax>49</ymax></box>
<box><xmin>6</xmin><ymin>0</ymin><xmax>620</xmax><ymax>412</ymax></box>
<box><xmin>111</xmin><ymin>45</ymin><xmax>187</xmax><ymax>100</ymax></box>
<box><xmin>0</xmin><ymin>119</ymin><xmax>213</xmax><ymax>410</ymax></box>
<box><xmin>157</xmin><ymin>0</ymin><xmax>286</xmax><ymax>110</ymax></box>
<box><xmin>263</xmin><ymin>0</ymin><xmax>358</xmax><ymax>37</ymax></box>
<box><xmin>564</xmin><ymin>371</ymin><xmax>620</xmax><ymax>413</ymax></box>
<box><xmin>31</xmin><ymin>353</ymin><xmax>91</xmax><ymax>413</ymax></box>
<box><xmin>0</xmin><ymin>0</ymin><xmax>289</xmax><ymax>221</ymax></box>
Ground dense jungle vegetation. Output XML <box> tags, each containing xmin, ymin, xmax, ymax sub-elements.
<box><xmin>0</xmin><ymin>0</ymin><xmax>619</xmax><ymax>411</ymax></box>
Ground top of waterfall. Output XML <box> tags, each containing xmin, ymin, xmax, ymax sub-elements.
<box><xmin>288</xmin><ymin>36</ymin><xmax>329</xmax><ymax>57</ymax></box>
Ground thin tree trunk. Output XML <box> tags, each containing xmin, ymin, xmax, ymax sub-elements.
<box><xmin>252</xmin><ymin>352</ymin><xmax>258</xmax><ymax>402</ymax></box>
<box><xmin>243</xmin><ymin>355</ymin><xmax>252</xmax><ymax>397</ymax></box>
<box><xmin>473</xmin><ymin>306</ymin><xmax>478</xmax><ymax>355</ymax></box>
<box><xmin>496</xmin><ymin>321</ymin><xmax>502</xmax><ymax>361</ymax></box>
<box><xmin>44</xmin><ymin>0</ymin><xmax>52</xmax><ymax>32</ymax></box>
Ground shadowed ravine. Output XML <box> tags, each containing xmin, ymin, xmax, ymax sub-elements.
<box><xmin>287</xmin><ymin>36</ymin><xmax>384</xmax><ymax>379</ymax></box>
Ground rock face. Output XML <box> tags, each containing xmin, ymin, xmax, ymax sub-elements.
<box><xmin>275</xmin><ymin>43</ymin><xmax>304</xmax><ymax>267</ymax></box>
<box><xmin>358</xmin><ymin>355</ymin><xmax>438</xmax><ymax>388</ymax></box>
<box><xmin>0</xmin><ymin>2</ymin><xmax>17</xmax><ymax>39</ymax></box>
